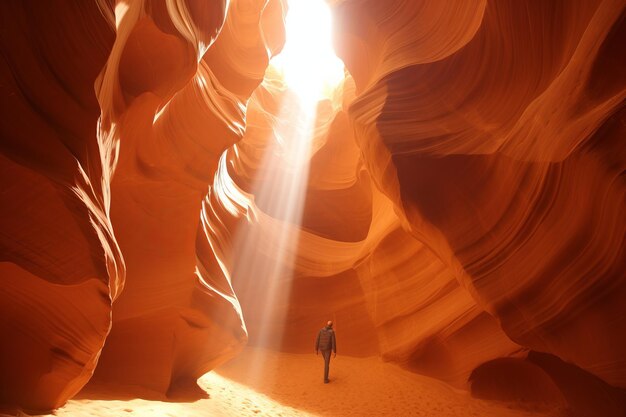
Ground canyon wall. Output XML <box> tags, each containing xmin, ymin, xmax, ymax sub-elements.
<box><xmin>208</xmin><ymin>0</ymin><xmax>626</xmax><ymax>411</ymax></box>
<box><xmin>0</xmin><ymin>0</ymin><xmax>286</xmax><ymax>410</ymax></box>
<box><xmin>330</xmin><ymin>0</ymin><xmax>626</xmax><ymax>393</ymax></box>
<box><xmin>0</xmin><ymin>1</ymin><xmax>120</xmax><ymax>409</ymax></box>
<box><xmin>1</xmin><ymin>0</ymin><xmax>624</xmax><ymax>413</ymax></box>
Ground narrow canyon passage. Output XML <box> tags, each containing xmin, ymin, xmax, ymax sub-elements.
<box><xmin>1</xmin><ymin>0</ymin><xmax>625</xmax><ymax>416</ymax></box>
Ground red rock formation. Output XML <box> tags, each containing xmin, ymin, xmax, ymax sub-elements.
<box><xmin>200</xmin><ymin>0</ymin><xmax>626</xmax><ymax>412</ymax></box>
<box><xmin>89</xmin><ymin>0</ymin><xmax>286</xmax><ymax>395</ymax></box>
<box><xmin>0</xmin><ymin>1</ymin><xmax>120</xmax><ymax>410</ymax></box>
<box><xmin>203</xmin><ymin>75</ymin><xmax>381</xmax><ymax>356</ymax></box>
<box><xmin>332</xmin><ymin>0</ymin><xmax>626</xmax><ymax>391</ymax></box>
<box><xmin>204</xmin><ymin>70</ymin><xmax>522</xmax><ymax>388</ymax></box>
<box><xmin>0</xmin><ymin>0</ymin><xmax>285</xmax><ymax>410</ymax></box>
<box><xmin>1</xmin><ymin>0</ymin><xmax>625</xmax><ymax>414</ymax></box>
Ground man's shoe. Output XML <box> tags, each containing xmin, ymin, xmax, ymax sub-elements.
<box><xmin>324</xmin><ymin>379</ymin><xmax>329</xmax><ymax>384</ymax></box>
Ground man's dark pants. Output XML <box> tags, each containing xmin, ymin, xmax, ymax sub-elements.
<box><xmin>321</xmin><ymin>350</ymin><xmax>332</xmax><ymax>382</ymax></box>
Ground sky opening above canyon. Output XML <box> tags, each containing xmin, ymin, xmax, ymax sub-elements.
<box><xmin>270</xmin><ymin>0</ymin><xmax>345</xmax><ymax>103</ymax></box>
<box><xmin>216</xmin><ymin>1</ymin><xmax>336</xmax><ymax>380</ymax></box>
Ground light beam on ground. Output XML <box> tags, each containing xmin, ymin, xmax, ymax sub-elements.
<box><xmin>212</xmin><ymin>0</ymin><xmax>345</xmax><ymax>382</ymax></box>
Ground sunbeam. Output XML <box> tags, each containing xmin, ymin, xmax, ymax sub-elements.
<box><xmin>208</xmin><ymin>0</ymin><xmax>346</xmax><ymax>382</ymax></box>
<box><xmin>270</xmin><ymin>0</ymin><xmax>345</xmax><ymax>102</ymax></box>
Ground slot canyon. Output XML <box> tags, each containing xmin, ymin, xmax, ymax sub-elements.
<box><xmin>1</xmin><ymin>0</ymin><xmax>625</xmax><ymax>416</ymax></box>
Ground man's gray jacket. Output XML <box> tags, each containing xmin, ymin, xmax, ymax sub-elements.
<box><xmin>315</xmin><ymin>326</ymin><xmax>337</xmax><ymax>353</ymax></box>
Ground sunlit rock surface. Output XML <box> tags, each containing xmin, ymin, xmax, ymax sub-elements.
<box><xmin>89</xmin><ymin>0</ymin><xmax>286</xmax><ymax>397</ymax></box>
<box><xmin>204</xmin><ymin>75</ymin><xmax>381</xmax><ymax>357</ymax></box>
<box><xmin>1</xmin><ymin>0</ymin><xmax>625</xmax><ymax>414</ymax></box>
<box><xmin>331</xmin><ymin>0</ymin><xmax>626</xmax><ymax>394</ymax></box>
<box><xmin>0</xmin><ymin>0</ymin><xmax>285</xmax><ymax>411</ymax></box>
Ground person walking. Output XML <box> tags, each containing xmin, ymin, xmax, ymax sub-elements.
<box><xmin>315</xmin><ymin>320</ymin><xmax>337</xmax><ymax>383</ymax></box>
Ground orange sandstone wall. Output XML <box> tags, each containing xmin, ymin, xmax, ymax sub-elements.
<box><xmin>331</xmin><ymin>0</ymin><xmax>626</xmax><ymax>390</ymax></box>
<box><xmin>88</xmin><ymin>0</ymin><xmax>286</xmax><ymax>395</ymax></box>
<box><xmin>1</xmin><ymin>0</ymin><xmax>625</xmax><ymax>413</ymax></box>
<box><xmin>0</xmin><ymin>0</ymin><xmax>286</xmax><ymax>410</ymax></box>
<box><xmin>0</xmin><ymin>1</ymin><xmax>120</xmax><ymax>410</ymax></box>
<box><xmin>202</xmin><ymin>77</ymin><xmax>380</xmax><ymax>357</ymax></box>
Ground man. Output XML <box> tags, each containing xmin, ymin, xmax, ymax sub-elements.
<box><xmin>315</xmin><ymin>320</ymin><xmax>337</xmax><ymax>383</ymax></box>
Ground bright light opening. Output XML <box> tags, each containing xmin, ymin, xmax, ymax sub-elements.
<box><xmin>208</xmin><ymin>0</ymin><xmax>347</xmax><ymax>385</ymax></box>
<box><xmin>270</xmin><ymin>0</ymin><xmax>345</xmax><ymax>102</ymax></box>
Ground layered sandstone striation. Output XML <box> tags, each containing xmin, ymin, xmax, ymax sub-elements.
<box><xmin>204</xmin><ymin>75</ymin><xmax>382</xmax><ymax>356</ymax></box>
<box><xmin>331</xmin><ymin>0</ymin><xmax>626</xmax><ymax>395</ymax></box>
<box><xmin>207</xmin><ymin>0</ymin><xmax>626</xmax><ymax>413</ymax></box>
<box><xmin>1</xmin><ymin>0</ymin><xmax>286</xmax><ymax>410</ymax></box>
<box><xmin>1</xmin><ymin>0</ymin><xmax>625</xmax><ymax>414</ymax></box>
<box><xmin>87</xmin><ymin>0</ymin><xmax>287</xmax><ymax>397</ymax></box>
<box><xmin>0</xmin><ymin>1</ymin><xmax>120</xmax><ymax>410</ymax></box>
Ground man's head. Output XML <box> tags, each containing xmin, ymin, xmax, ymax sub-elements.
<box><xmin>327</xmin><ymin>320</ymin><xmax>333</xmax><ymax>328</ymax></box>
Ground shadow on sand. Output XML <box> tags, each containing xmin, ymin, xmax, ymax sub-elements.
<box><xmin>74</xmin><ymin>378</ymin><xmax>210</xmax><ymax>403</ymax></box>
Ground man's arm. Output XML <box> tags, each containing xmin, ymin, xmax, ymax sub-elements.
<box><xmin>332</xmin><ymin>331</ymin><xmax>337</xmax><ymax>357</ymax></box>
<box><xmin>315</xmin><ymin>330</ymin><xmax>320</xmax><ymax>354</ymax></box>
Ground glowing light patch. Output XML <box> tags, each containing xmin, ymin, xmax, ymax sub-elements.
<box><xmin>270</xmin><ymin>0</ymin><xmax>345</xmax><ymax>102</ymax></box>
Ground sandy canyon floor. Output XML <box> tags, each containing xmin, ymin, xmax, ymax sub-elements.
<box><xmin>12</xmin><ymin>348</ymin><xmax>566</xmax><ymax>417</ymax></box>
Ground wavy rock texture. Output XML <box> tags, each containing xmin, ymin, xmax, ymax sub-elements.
<box><xmin>204</xmin><ymin>76</ymin><xmax>382</xmax><ymax>356</ymax></box>
<box><xmin>205</xmin><ymin>72</ymin><xmax>522</xmax><ymax>389</ymax></box>
<box><xmin>1</xmin><ymin>0</ymin><xmax>625</xmax><ymax>414</ymax></box>
<box><xmin>89</xmin><ymin>0</ymin><xmax>286</xmax><ymax>395</ymax></box>
<box><xmin>353</xmin><ymin>200</ymin><xmax>523</xmax><ymax>388</ymax></box>
<box><xmin>333</xmin><ymin>0</ymin><xmax>626</xmax><ymax>394</ymax></box>
<box><xmin>0</xmin><ymin>1</ymin><xmax>121</xmax><ymax>410</ymax></box>
<box><xmin>1</xmin><ymin>0</ymin><xmax>285</xmax><ymax>411</ymax></box>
